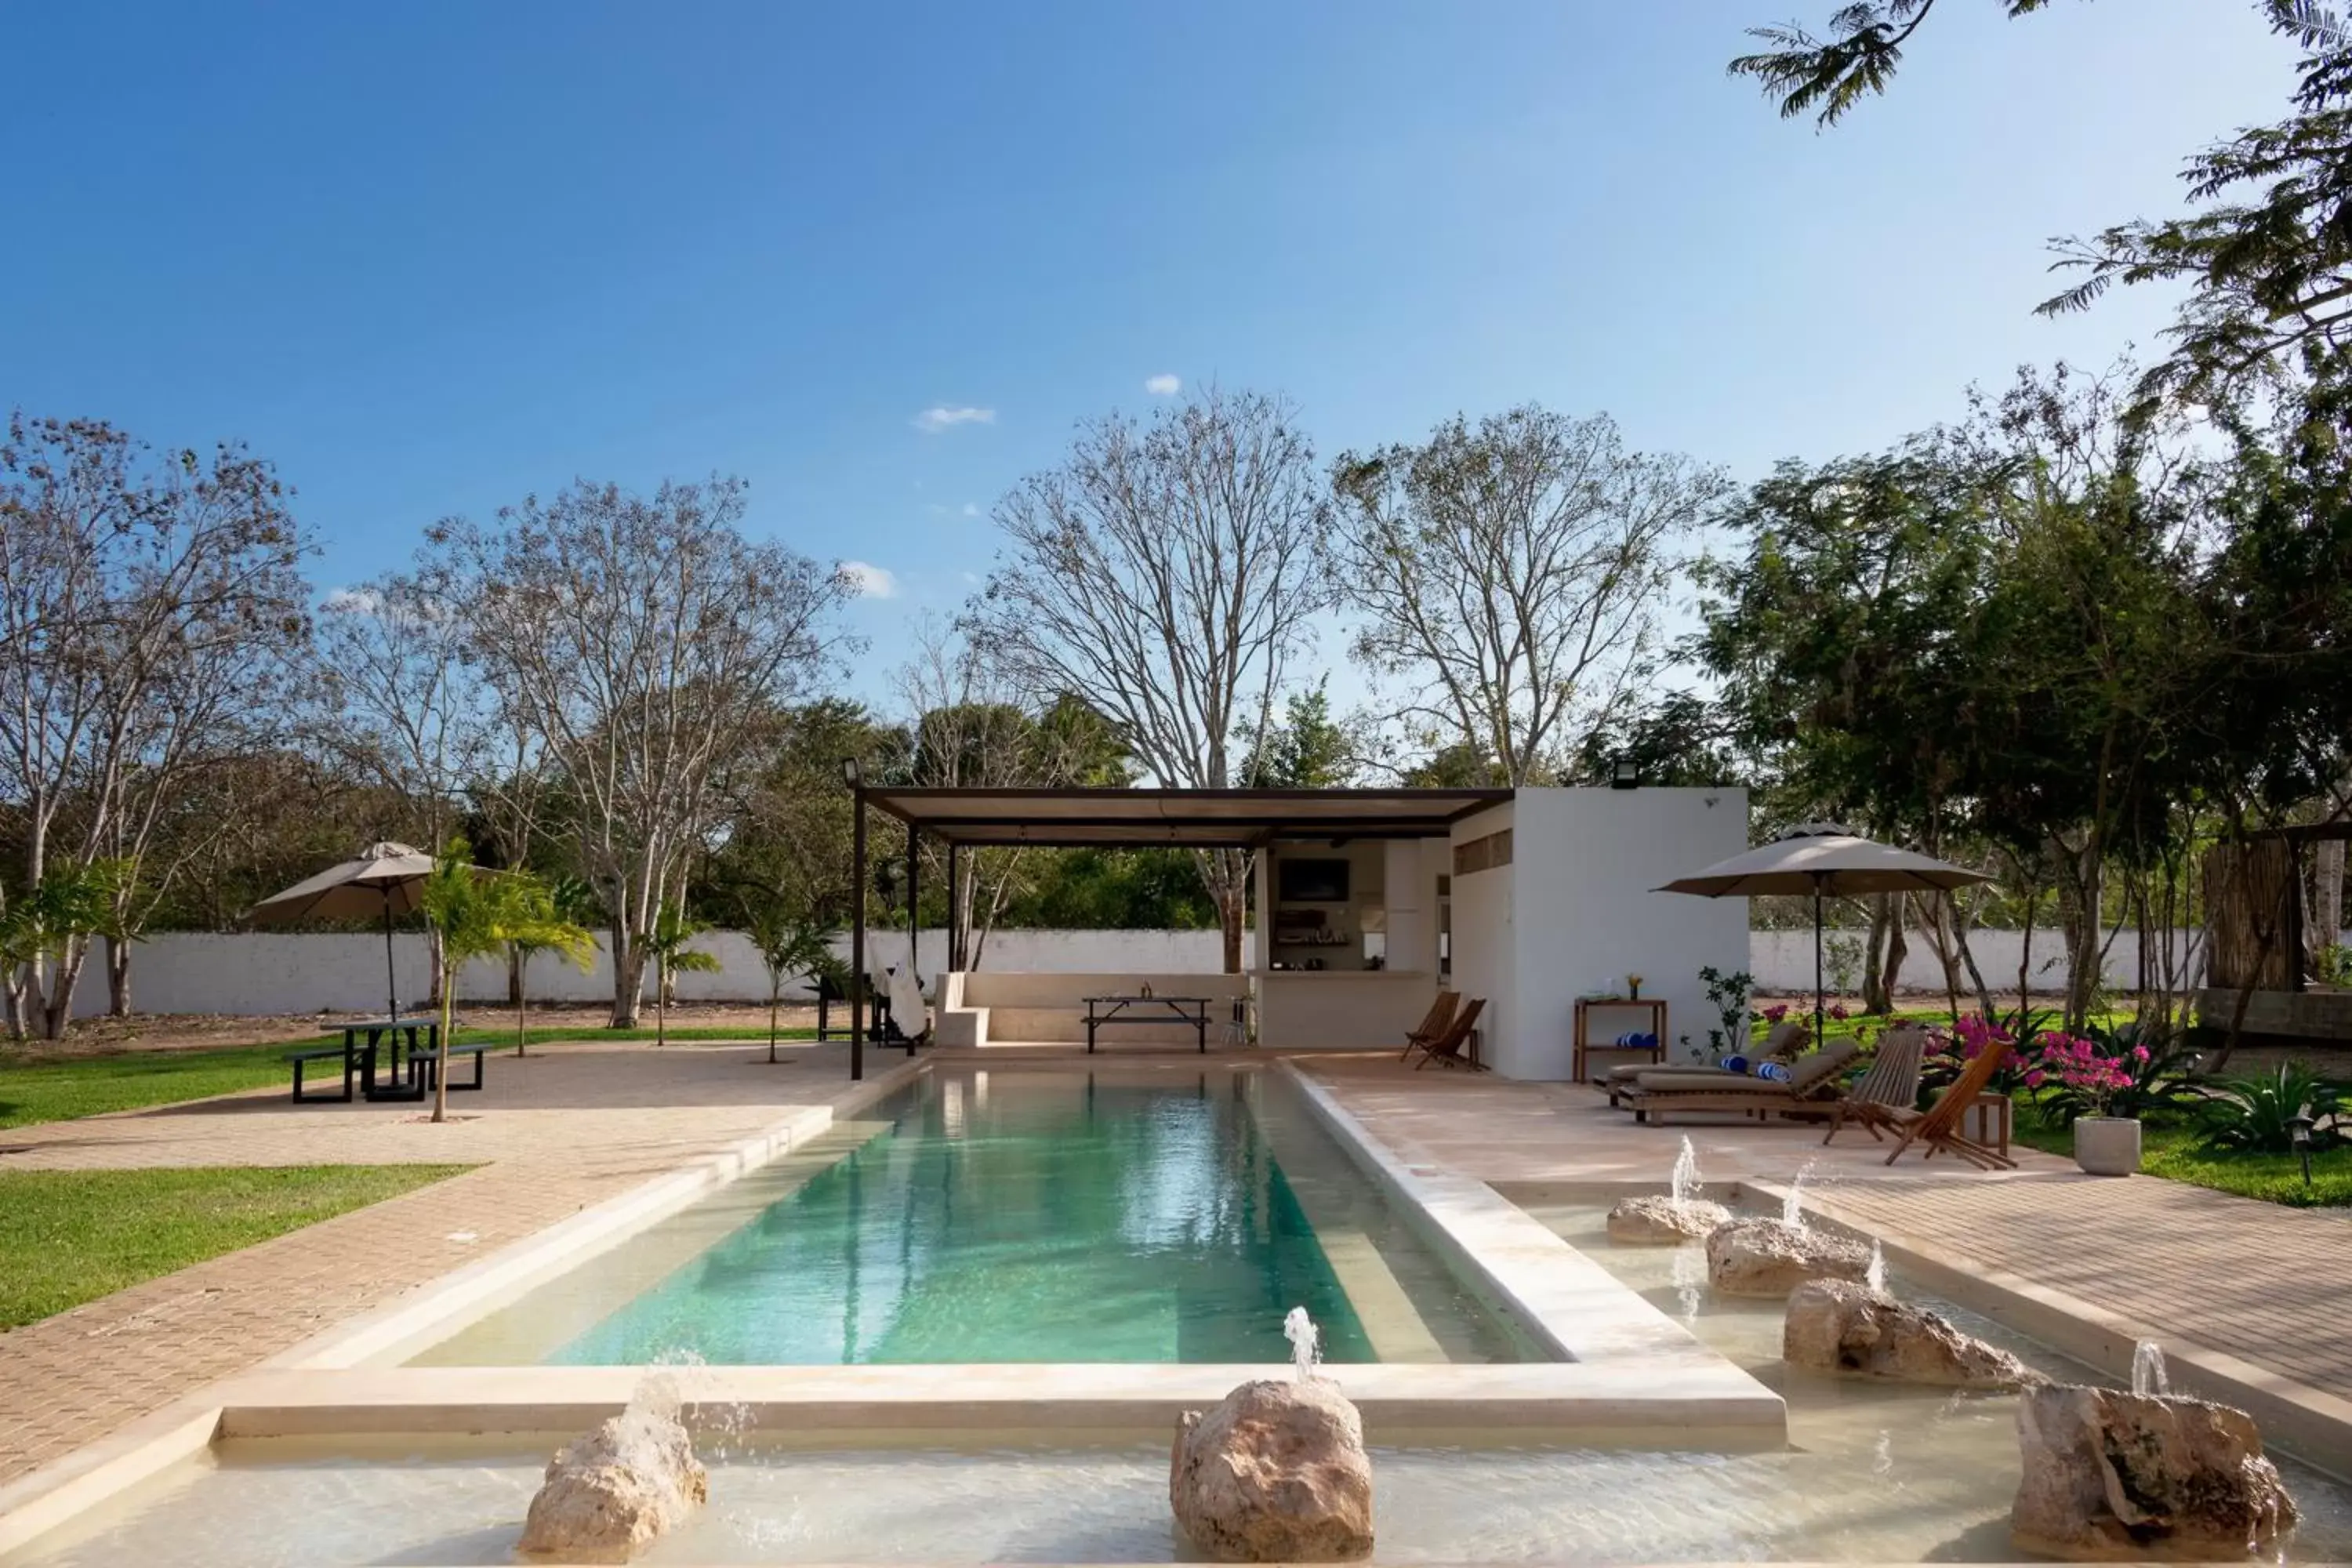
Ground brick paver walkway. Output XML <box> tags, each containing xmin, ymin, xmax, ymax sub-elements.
<box><xmin>1303</xmin><ymin>1055</ymin><xmax>2352</xmax><ymax>1404</ymax></box>
<box><xmin>0</xmin><ymin>1041</ymin><xmax>875</xmax><ymax>1482</ymax></box>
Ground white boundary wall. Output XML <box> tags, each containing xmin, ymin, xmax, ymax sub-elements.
<box><xmin>1746</xmin><ymin>927</ymin><xmax>2343</xmax><ymax>996</ymax></box>
<box><xmin>73</xmin><ymin>924</ymin><xmax>2343</xmax><ymax>1020</ymax></box>
<box><xmin>71</xmin><ymin>928</ymin><xmax>1258</xmax><ymax>1018</ymax></box>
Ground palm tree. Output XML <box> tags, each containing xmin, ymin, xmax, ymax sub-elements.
<box><xmin>641</xmin><ymin>901</ymin><xmax>720</xmax><ymax>1048</ymax></box>
<box><xmin>419</xmin><ymin>840</ymin><xmax>593</xmax><ymax>1122</ymax></box>
<box><xmin>506</xmin><ymin>875</ymin><xmax>597</xmax><ymax>1056</ymax></box>
<box><xmin>742</xmin><ymin>897</ymin><xmax>843</xmax><ymax>1064</ymax></box>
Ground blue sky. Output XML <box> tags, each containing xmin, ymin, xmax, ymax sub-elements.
<box><xmin>0</xmin><ymin>2</ymin><xmax>2300</xmax><ymax>699</ymax></box>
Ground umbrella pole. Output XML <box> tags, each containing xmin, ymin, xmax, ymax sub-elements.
<box><xmin>383</xmin><ymin>892</ymin><xmax>400</xmax><ymax>1025</ymax></box>
<box><xmin>1813</xmin><ymin>875</ymin><xmax>1826</xmax><ymax>1050</ymax></box>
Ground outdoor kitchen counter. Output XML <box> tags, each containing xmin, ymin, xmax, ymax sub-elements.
<box><xmin>1255</xmin><ymin>968</ymin><xmax>1438</xmax><ymax>1050</ymax></box>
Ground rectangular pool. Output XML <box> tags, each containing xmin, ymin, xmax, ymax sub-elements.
<box><xmin>415</xmin><ymin>1065</ymin><xmax>1540</xmax><ymax>1366</ymax></box>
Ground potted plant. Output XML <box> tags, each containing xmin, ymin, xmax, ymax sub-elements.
<box><xmin>2026</xmin><ymin>1029</ymin><xmax>2145</xmax><ymax>1176</ymax></box>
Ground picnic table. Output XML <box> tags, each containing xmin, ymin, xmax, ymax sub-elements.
<box><xmin>1081</xmin><ymin>995</ymin><xmax>1212</xmax><ymax>1054</ymax></box>
<box><xmin>289</xmin><ymin>1018</ymin><xmax>474</xmax><ymax>1103</ymax></box>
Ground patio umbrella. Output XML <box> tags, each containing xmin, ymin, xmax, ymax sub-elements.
<box><xmin>246</xmin><ymin>841</ymin><xmax>438</xmax><ymax>1024</ymax></box>
<box><xmin>1656</xmin><ymin>823</ymin><xmax>1991</xmax><ymax>1048</ymax></box>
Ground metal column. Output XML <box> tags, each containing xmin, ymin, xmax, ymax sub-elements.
<box><xmin>905</xmin><ymin>821</ymin><xmax>920</xmax><ymax>1054</ymax></box>
<box><xmin>849</xmin><ymin>779</ymin><xmax>866</xmax><ymax>1082</ymax></box>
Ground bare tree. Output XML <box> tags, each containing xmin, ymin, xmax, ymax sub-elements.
<box><xmin>895</xmin><ymin>615</ymin><xmax>1122</xmax><ymax>969</ymax></box>
<box><xmin>0</xmin><ymin>415</ymin><xmax>311</xmax><ymax>1036</ymax></box>
<box><xmin>428</xmin><ymin>477</ymin><xmax>855</xmax><ymax>1025</ymax></box>
<box><xmin>1330</xmin><ymin>406</ymin><xmax>1730</xmax><ymax>785</ymax></box>
<box><xmin>967</xmin><ymin>388</ymin><xmax>1334</xmax><ymax>970</ymax></box>
<box><xmin>314</xmin><ymin>574</ymin><xmax>492</xmax><ymax>999</ymax></box>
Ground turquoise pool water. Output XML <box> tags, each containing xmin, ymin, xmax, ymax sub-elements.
<box><xmin>416</xmin><ymin>1065</ymin><xmax>1534</xmax><ymax>1366</ymax></box>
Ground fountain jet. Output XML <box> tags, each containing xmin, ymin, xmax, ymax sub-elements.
<box><xmin>1283</xmin><ymin>1306</ymin><xmax>1323</xmax><ymax>1384</ymax></box>
<box><xmin>2132</xmin><ymin>1338</ymin><xmax>2171</xmax><ymax>1397</ymax></box>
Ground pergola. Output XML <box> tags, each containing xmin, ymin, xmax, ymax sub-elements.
<box><xmin>835</xmin><ymin>770</ymin><xmax>1510</xmax><ymax>1078</ymax></box>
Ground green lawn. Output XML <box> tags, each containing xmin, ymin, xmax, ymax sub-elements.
<box><xmin>0</xmin><ymin>1024</ymin><xmax>823</xmax><ymax>1129</ymax></box>
<box><xmin>2013</xmin><ymin>1107</ymin><xmax>2352</xmax><ymax>1207</ymax></box>
<box><xmin>0</xmin><ymin>1165</ymin><xmax>470</xmax><ymax>1327</ymax></box>
<box><xmin>0</xmin><ymin>1044</ymin><xmax>296</xmax><ymax>1129</ymax></box>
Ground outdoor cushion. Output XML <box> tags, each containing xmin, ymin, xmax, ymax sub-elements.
<box><xmin>1785</xmin><ymin>1039</ymin><xmax>1861</xmax><ymax>1092</ymax></box>
<box><xmin>1628</xmin><ymin>1069</ymin><xmax>1796</xmax><ymax>1095</ymax></box>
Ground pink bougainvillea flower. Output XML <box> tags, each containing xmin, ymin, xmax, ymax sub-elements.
<box><xmin>2025</xmin><ymin>1069</ymin><xmax>2045</xmax><ymax>1087</ymax></box>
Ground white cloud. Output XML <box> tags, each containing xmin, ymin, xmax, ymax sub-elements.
<box><xmin>840</xmin><ymin>561</ymin><xmax>898</xmax><ymax>599</ymax></box>
<box><xmin>1143</xmin><ymin>373</ymin><xmax>1181</xmax><ymax>396</ymax></box>
<box><xmin>913</xmin><ymin>405</ymin><xmax>996</xmax><ymax>434</ymax></box>
<box><xmin>321</xmin><ymin>586</ymin><xmax>381</xmax><ymax>615</ymax></box>
<box><xmin>960</xmin><ymin>501</ymin><xmax>982</xmax><ymax>517</ymax></box>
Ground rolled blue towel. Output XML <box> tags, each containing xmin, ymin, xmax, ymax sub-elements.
<box><xmin>1754</xmin><ymin>1060</ymin><xmax>1792</xmax><ymax>1083</ymax></box>
<box><xmin>1721</xmin><ymin>1054</ymin><xmax>1748</xmax><ymax>1074</ymax></box>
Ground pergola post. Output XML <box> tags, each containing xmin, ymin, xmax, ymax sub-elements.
<box><xmin>906</xmin><ymin>820</ymin><xmax>920</xmax><ymax>1055</ymax></box>
<box><xmin>845</xmin><ymin>759</ymin><xmax>866</xmax><ymax>1083</ymax></box>
<box><xmin>946</xmin><ymin>842</ymin><xmax>962</xmax><ymax>971</ymax></box>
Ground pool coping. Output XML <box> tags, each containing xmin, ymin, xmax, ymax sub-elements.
<box><xmin>0</xmin><ymin>1055</ymin><xmax>928</xmax><ymax>1559</ymax></box>
<box><xmin>0</xmin><ymin>1052</ymin><xmax>1787</xmax><ymax>1560</ymax></box>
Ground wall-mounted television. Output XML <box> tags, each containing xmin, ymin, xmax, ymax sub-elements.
<box><xmin>1278</xmin><ymin>858</ymin><xmax>1351</xmax><ymax>903</ymax></box>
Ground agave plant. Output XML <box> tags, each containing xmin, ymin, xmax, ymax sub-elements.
<box><xmin>2198</xmin><ymin>1062</ymin><xmax>2347</xmax><ymax>1155</ymax></box>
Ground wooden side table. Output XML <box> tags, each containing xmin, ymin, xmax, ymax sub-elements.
<box><xmin>1964</xmin><ymin>1091</ymin><xmax>2013</xmax><ymax>1157</ymax></box>
<box><xmin>1573</xmin><ymin>997</ymin><xmax>1668</xmax><ymax>1083</ymax></box>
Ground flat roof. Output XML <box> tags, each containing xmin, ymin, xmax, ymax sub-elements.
<box><xmin>858</xmin><ymin>786</ymin><xmax>1513</xmax><ymax>848</ymax></box>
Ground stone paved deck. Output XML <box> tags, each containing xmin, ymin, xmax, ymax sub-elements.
<box><xmin>1301</xmin><ymin>1054</ymin><xmax>2352</xmax><ymax>1410</ymax></box>
<box><xmin>0</xmin><ymin>1041</ymin><xmax>874</xmax><ymax>1483</ymax></box>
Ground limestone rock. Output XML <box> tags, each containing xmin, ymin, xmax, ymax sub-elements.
<box><xmin>517</xmin><ymin>1403</ymin><xmax>709</xmax><ymax>1563</ymax></box>
<box><xmin>1783</xmin><ymin>1279</ymin><xmax>2041</xmax><ymax>1388</ymax></box>
<box><xmin>1704</xmin><ymin>1218</ymin><xmax>1870</xmax><ymax>1298</ymax></box>
<box><xmin>1606</xmin><ymin>1194</ymin><xmax>1732</xmax><ymax>1244</ymax></box>
<box><xmin>2011</xmin><ymin>1383</ymin><xmax>2297</xmax><ymax>1561</ymax></box>
<box><xmin>1170</xmin><ymin>1377</ymin><xmax>1374</xmax><ymax>1561</ymax></box>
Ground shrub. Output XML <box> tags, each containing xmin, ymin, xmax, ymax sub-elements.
<box><xmin>2198</xmin><ymin>1063</ymin><xmax>2347</xmax><ymax>1155</ymax></box>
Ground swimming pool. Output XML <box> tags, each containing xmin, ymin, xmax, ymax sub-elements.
<box><xmin>416</xmin><ymin>1065</ymin><xmax>1539</xmax><ymax>1366</ymax></box>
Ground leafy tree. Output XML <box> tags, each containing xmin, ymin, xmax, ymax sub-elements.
<box><xmin>1729</xmin><ymin>2</ymin><xmax>2352</xmax><ymax>406</ymax></box>
<box><xmin>417</xmin><ymin>840</ymin><xmax>592</xmax><ymax>1123</ymax></box>
<box><xmin>641</xmin><ymin>900</ymin><xmax>721</xmax><ymax>1048</ymax></box>
<box><xmin>1331</xmin><ymin>406</ymin><xmax>1729</xmax><ymax>785</ymax></box>
<box><xmin>702</xmin><ymin>698</ymin><xmax>898</xmax><ymax>935</ymax></box>
<box><xmin>1568</xmin><ymin>691</ymin><xmax>1748</xmax><ymax>789</ymax></box>
<box><xmin>1236</xmin><ymin>682</ymin><xmax>1363</xmax><ymax>788</ymax></box>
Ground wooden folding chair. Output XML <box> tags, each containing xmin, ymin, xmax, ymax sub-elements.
<box><xmin>1396</xmin><ymin>991</ymin><xmax>1460</xmax><ymax>1062</ymax></box>
<box><xmin>1881</xmin><ymin>1040</ymin><xmax>2016</xmax><ymax>1169</ymax></box>
<box><xmin>1409</xmin><ymin>997</ymin><xmax>1486</xmax><ymax>1070</ymax></box>
<box><xmin>1820</xmin><ymin>1026</ymin><xmax>1929</xmax><ymax>1146</ymax></box>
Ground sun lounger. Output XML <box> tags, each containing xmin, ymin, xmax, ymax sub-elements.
<box><xmin>1600</xmin><ymin>1019</ymin><xmax>1811</xmax><ymax>1105</ymax></box>
<box><xmin>1820</xmin><ymin>1026</ymin><xmax>1929</xmax><ymax>1146</ymax></box>
<box><xmin>1397</xmin><ymin>991</ymin><xmax>1461</xmax><ymax>1062</ymax></box>
<box><xmin>1878</xmin><ymin>1039</ymin><xmax>2016</xmax><ymax>1169</ymax></box>
<box><xmin>1407</xmin><ymin>997</ymin><xmax>1486</xmax><ymax>1070</ymax></box>
<box><xmin>1622</xmin><ymin>1038</ymin><xmax>1860</xmax><ymax>1124</ymax></box>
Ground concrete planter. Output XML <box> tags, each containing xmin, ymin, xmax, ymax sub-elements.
<box><xmin>2072</xmin><ymin>1116</ymin><xmax>2141</xmax><ymax>1177</ymax></box>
